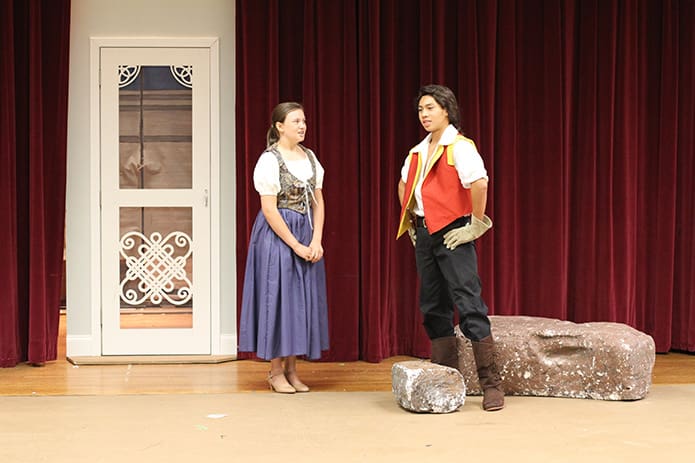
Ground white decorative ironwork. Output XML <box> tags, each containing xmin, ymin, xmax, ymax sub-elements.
<box><xmin>118</xmin><ymin>65</ymin><xmax>141</xmax><ymax>88</ymax></box>
<box><xmin>170</xmin><ymin>65</ymin><xmax>193</xmax><ymax>88</ymax></box>
<box><xmin>119</xmin><ymin>231</ymin><xmax>193</xmax><ymax>306</ymax></box>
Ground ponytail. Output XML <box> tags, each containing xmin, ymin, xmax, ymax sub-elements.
<box><xmin>266</xmin><ymin>125</ymin><xmax>280</xmax><ymax>147</ymax></box>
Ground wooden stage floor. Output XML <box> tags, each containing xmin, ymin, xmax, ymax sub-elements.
<box><xmin>1</xmin><ymin>314</ymin><xmax>693</xmax><ymax>396</ymax></box>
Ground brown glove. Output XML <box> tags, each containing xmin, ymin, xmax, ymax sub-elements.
<box><xmin>442</xmin><ymin>215</ymin><xmax>492</xmax><ymax>250</ymax></box>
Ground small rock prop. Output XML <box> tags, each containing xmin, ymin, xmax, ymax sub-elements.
<box><xmin>392</xmin><ymin>360</ymin><xmax>466</xmax><ymax>413</ymax></box>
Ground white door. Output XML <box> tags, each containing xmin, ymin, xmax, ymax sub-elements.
<box><xmin>100</xmin><ymin>47</ymin><xmax>211</xmax><ymax>355</ymax></box>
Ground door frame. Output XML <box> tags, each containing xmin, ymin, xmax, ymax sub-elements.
<box><xmin>88</xmin><ymin>37</ymin><xmax>221</xmax><ymax>356</ymax></box>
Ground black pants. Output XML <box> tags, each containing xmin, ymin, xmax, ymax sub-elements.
<box><xmin>415</xmin><ymin>216</ymin><xmax>491</xmax><ymax>342</ymax></box>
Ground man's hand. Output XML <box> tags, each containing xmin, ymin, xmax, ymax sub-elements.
<box><xmin>442</xmin><ymin>215</ymin><xmax>493</xmax><ymax>250</ymax></box>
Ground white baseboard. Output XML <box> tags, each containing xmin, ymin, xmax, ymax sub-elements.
<box><xmin>66</xmin><ymin>335</ymin><xmax>100</xmax><ymax>357</ymax></box>
<box><xmin>67</xmin><ymin>334</ymin><xmax>238</xmax><ymax>357</ymax></box>
<box><xmin>217</xmin><ymin>333</ymin><xmax>237</xmax><ymax>356</ymax></box>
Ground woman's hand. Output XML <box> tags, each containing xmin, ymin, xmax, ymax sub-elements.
<box><xmin>308</xmin><ymin>240</ymin><xmax>324</xmax><ymax>263</ymax></box>
<box><xmin>292</xmin><ymin>242</ymin><xmax>322</xmax><ymax>263</ymax></box>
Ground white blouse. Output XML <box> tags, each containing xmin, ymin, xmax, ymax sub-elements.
<box><xmin>253</xmin><ymin>150</ymin><xmax>325</xmax><ymax>196</ymax></box>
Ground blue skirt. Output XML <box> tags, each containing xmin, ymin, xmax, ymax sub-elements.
<box><xmin>238</xmin><ymin>209</ymin><xmax>329</xmax><ymax>360</ymax></box>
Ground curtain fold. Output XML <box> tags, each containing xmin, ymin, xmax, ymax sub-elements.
<box><xmin>0</xmin><ymin>0</ymin><xmax>70</xmax><ymax>367</ymax></box>
<box><xmin>1</xmin><ymin>0</ymin><xmax>20</xmax><ymax>367</ymax></box>
<box><xmin>671</xmin><ymin>0</ymin><xmax>695</xmax><ymax>351</ymax></box>
<box><xmin>236</xmin><ymin>0</ymin><xmax>695</xmax><ymax>361</ymax></box>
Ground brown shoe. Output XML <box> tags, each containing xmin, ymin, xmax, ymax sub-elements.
<box><xmin>471</xmin><ymin>335</ymin><xmax>505</xmax><ymax>411</ymax></box>
<box><xmin>430</xmin><ymin>336</ymin><xmax>459</xmax><ymax>369</ymax></box>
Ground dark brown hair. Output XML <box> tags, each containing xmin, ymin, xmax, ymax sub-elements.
<box><xmin>415</xmin><ymin>84</ymin><xmax>462</xmax><ymax>132</ymax></box>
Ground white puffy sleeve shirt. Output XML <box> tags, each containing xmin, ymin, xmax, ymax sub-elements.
<box><xmin>253</xmin><ymin>150</ymin><xmax>325</xmax><ymax>196</ymax></box>
<box><xmin>400</xmin><ymin>127</ymin><xmax>488</xmax><ymax>189</ymax></box>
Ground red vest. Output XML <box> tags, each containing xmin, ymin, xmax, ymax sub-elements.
<box><xmin>397</xmin><ymin>136</ymin><xmax>473</xmax><ymax>236</ymax></box>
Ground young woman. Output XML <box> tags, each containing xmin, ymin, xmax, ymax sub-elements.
<box><xmin>239</xmin><ymin>102</ymin><xmax>329</xmax><ymax>393</ymax></box>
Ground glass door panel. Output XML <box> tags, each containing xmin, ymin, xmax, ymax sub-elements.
<box><xmin>119</xmin><ymin>207</ymin><xmax>193</xmax><ymax>329</ymax></box>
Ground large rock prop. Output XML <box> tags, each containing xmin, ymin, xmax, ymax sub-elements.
<box><xmin>392</xmin><ymin>360</ymin><xmax>466</xmax><ymax>413</ymax></box>
<box><xmin>456</xmin><ymin>316</ymin><xmax>655</xmax><ymax>400</ymax></box>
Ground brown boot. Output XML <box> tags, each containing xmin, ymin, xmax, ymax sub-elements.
<box><xmin>471</xmin><ymin>335</ymin><xmax>505</xmax><ymax>411</ymax></box>
<box><xmin>430</xmin><ymin>336</ymin><xmax>459</xmax><ymax>369</ymax></box>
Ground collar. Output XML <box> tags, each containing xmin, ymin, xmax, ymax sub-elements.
<box><xmin>410</xmin><ymin>124</ymin><xmax>459</xmax><ymax>155</ymax></box>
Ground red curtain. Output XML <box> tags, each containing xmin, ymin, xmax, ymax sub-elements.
<box><xmin>0</xmin><ymin>0</ymin><xmax>71</xmax><ymax>367</ymax></box>
<box><xmin>236</xmin><ymin>0</ymin><xmax>695</xmax><ymax>361</ymax></box>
